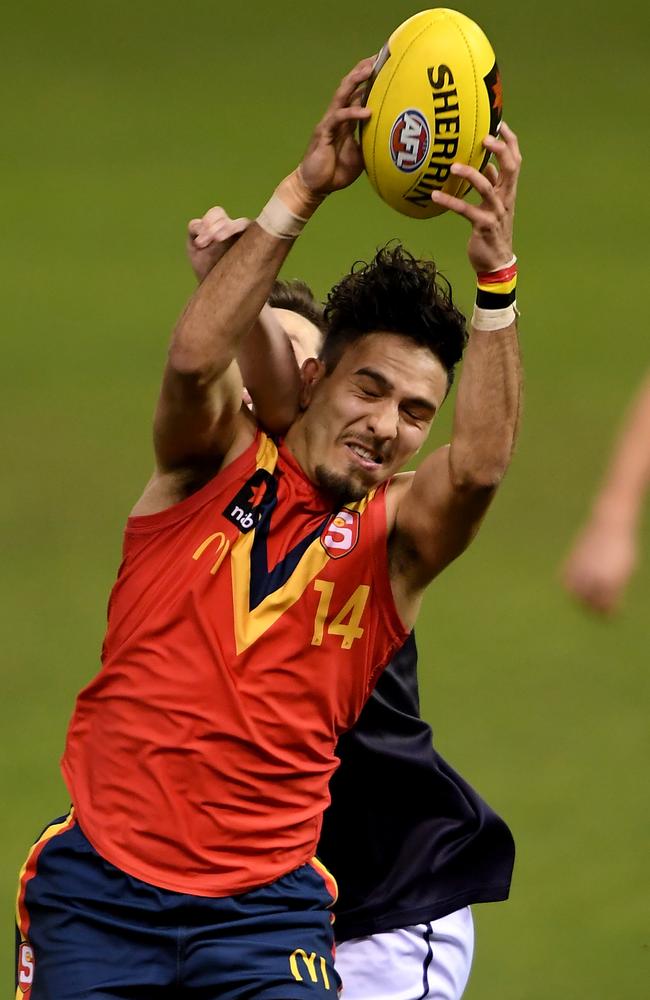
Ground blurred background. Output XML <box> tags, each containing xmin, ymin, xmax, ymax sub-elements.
<box><xmin>3</xmin><ymin>0</ymin><xmax>648</xmax><ymax>995</ymax></box>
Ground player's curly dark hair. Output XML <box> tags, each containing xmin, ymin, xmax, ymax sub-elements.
<box><xmin>268</xmin><ymin>279</ymin><xmax>327</xmax><ymax>336</ymax></box>
<box><xmin>322</xmin><ymin>243</ymin><xmax>467</xmax><ymax>387</ymax></box>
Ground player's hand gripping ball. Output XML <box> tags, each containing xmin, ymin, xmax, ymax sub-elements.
<box><xmin>361</xmin><ymin>8</ymin><xmax>503</xmax><ymax>219</ymax></box>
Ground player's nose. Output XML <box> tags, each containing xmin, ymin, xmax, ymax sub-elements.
<box><xmin>367</xmin><ymin>400</ymin><xmax>399</xmax><ymax>441</ymax></box>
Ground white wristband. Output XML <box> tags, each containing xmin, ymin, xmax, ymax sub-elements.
<box><xmin>257</xmin><ymin>193</ymin><xmax>308</xmax><ymax>240</ymax></box>
<box><xmin>471</xmin><ymin>302</ymin><xmax>518</xmax><ymax>331</ymax></box>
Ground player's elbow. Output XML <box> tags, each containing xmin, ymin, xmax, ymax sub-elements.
<box><xmin>167</xmin><ymin>311</ymin><xmax>234</xmax><ymax>382</ymax></box>
<box><xmin>167</xmin><ymin>343</ymin><xmax>222</xmax><ymax>385</ymax></box>
<box><xmin>449</xmin><ymin>454</ymin><xmax>510</xmax><ymax>494</ymax></box>
<box><xmin>449</xmin><ymin>434</ymin><xmax>515</xmax><ymax>493</ymax></box>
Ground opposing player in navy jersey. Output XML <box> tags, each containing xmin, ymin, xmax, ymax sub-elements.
<box><xmin>187</xmin><ymin>208</ymin><xmax>516</xmax><ymax>1000</ymax></box>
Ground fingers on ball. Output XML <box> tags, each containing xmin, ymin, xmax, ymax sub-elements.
<box><xmin>332</xmin><ymin>58</ymin><xmax>376</xmax><ymax>108</ymax></box>
<box><xmin>451</xmin><ymin>162</ymin><xmax>503</xmax><ymax>211</ymax></box>
<box><xmin>483</xmin><ymin>163</ymin><xmax>499</xmax><ymax>185</ymax></box>
<box><xmin>485</xmin><ymin>125</ymin><xmax>522</xmax><ymax>173</ymax></box>
<box><xmin>431</xmin><ymin>190</ymin><xmax>471</xmax><ymax>217</ymax></box>
<box><xmin>500</xmin><ymin>121</ymin><xmax>522</xmax><ymax>156</ymax></box>
<box><xmin>321</xmin><ymin>104</ymin><xmax>371</xmax><ymax>137</ymax></box>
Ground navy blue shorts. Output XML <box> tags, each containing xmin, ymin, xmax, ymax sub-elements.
<box><xmin>16</xmin><ymin>812</ymin><xmax>340</xmax><ymax>999</ymax></box>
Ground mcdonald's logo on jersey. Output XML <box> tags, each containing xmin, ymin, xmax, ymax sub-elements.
<box><xmin>320</xmin><ymin>509</ymin><xmax>360</xmax><ymax>559</ymax></box>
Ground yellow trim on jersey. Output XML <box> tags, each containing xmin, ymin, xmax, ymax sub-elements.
<box><xmin>231</xmin><ymin>527</ymin><xmax>327</xmax><ymax>653</ymax></box>
<box><xmin>255</xmin><ymin>431</ymin><xmax>277</xmax><ymax>468</ymax></box>
<box><xmin>310</xmin><ymin>855</ymin><xmax>339</xmax><ymax>906</ymax></box>
<box><xmin>229</xmin><ymin>434</ymin><xmax>375</xmax><ymax>654</ymax></box>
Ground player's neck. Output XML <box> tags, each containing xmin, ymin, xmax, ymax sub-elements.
<box><xmin>283</xmin><ymin>420</ymin><xmax>313</xmax><ymax>482</ymax></box>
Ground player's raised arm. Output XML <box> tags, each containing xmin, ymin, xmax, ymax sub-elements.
<box><xmin>185</xmin><ymin>206</ymin><xmax>302</xmax><ymax>434</ymax></box>
<box><xmin>151</xmin><ymin>59</ymin><xmax>374</xmax><ymax>482</ymax></box>
<box><xmin>389</xmin><ymin>124</ymin><xmax>523</xmax><ymax>624</ymax></box>
<box><xmin>562</xmin><ymin>372</ymin><xmax>650</xmax><ymax>614</ymax></box>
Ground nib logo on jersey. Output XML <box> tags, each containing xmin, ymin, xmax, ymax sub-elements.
<box><xmin>223</xmin><ymin>469</ymin><xmax>277</xmax><ymax>533</ymax></box>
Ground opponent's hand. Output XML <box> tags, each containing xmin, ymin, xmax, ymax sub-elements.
<box><xmin>187</xmin><ymin>207</ymin><xmax>251</xmax><ymax>283</ymax></box>
<box><xmin>431</xmin><ymin>122</ymin><xmax>522</xmax><ymax>273</ymax></box>
<box><xmin>299</xmin><ymin>57</ymin><xmax>374</xmax><ymax>196</ymax></box>
<box><xmin>562</xmin><ymin>521</ymin><xmax>637</xmax><ymax>615</ymax></box>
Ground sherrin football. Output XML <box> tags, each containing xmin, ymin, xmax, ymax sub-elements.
<box><xmin>361</xmin><ymin>8</ymin><xmax>503</xmax><ymax>219</ymax></box>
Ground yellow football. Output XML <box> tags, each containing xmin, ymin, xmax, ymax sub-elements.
<box><xmin>361</xmin><ymin>8</ymin><xmax>503</xmax><ymax>219</ymax></box>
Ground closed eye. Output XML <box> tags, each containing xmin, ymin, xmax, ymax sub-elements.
<box><xmin>401</xmin><ymin>406</ymin><xmax>432</xmax><ymax>424</ymax></box>
<box><xmin>354</xmin><ymin>379</ymin><xmax>383</xmax><ymax>398</ymax></box>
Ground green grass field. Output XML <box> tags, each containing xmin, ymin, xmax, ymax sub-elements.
<box><xmin>3</xmin><ymin>1</ymin><xmax>648</xmax><ymax>995</ymax></box>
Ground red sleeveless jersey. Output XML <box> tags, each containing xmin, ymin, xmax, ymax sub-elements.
<box><xmin>62</xmin><ymin>432</ymin><xmax>409</xmax><ymax>896</ymax></box>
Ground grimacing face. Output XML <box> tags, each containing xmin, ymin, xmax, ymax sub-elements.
<box><xmin>287</xmin><ymin>332</ymin><xmax>449</xmax><ymax>503</ymax></box>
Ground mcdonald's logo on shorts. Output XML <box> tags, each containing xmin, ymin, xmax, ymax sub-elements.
<box><xmin>289</xmin><ymin>949</ymin><xmax>332</xmax><ymax>990</ymax></box>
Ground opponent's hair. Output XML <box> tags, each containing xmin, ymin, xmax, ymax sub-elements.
<box><xmin>322</xmin><ymin>243</ymin><xmax>467</xmax><ymax>387</ymax></box>
<box><xmin>268</xmin><ymin>279</ymin><xmax>327</xmax><ymax>336</ymax></box>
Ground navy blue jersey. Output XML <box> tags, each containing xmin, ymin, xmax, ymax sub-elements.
<box><xmin>318</xmin><ymin>632</ymin><xmax>515</xmax><ymax>942</ymax></box>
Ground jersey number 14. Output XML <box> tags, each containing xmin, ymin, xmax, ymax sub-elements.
<box><xmin>311</xmin><ymin>580</ymin><xmax>370</xmax><ymax>650</ymax></box>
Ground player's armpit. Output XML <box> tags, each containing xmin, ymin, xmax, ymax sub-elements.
<box><xmin>388</xmin><ymin>446</ymin><xmax>497</xmax><ymax>626</ymax></box>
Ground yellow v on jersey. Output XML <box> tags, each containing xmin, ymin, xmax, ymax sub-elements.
<box><xmin>229</xmin><ymin>435</ymin><xmax>373</xmax><ymax>654</ymax></box>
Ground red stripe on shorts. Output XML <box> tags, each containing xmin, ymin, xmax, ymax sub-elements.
<box><xmin>16</xmin><ymin>810</ymin><xmax>76</xmax><ymax>946</ymax></box>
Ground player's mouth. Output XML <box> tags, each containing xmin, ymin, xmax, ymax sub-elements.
<box><xmin>345</xmin><ymin>441</ymin><xmax>384</xmax><ymax>471</ymax></box>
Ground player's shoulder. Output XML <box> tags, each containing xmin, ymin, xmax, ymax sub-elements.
<box><xmin>131</xmin><ymin>410</ymin><xmax>258</xmax><ymax>517</ymax></box>
<box><xmin>385</xmin><ymin>470</ymin><xmax>415</xmax><ymax>528</ymax></box>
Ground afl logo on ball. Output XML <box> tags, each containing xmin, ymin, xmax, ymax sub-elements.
<box><xmin>390</xmin><ymin>109</ymin><xmax>430</xmax><ymax>172</ymax></box>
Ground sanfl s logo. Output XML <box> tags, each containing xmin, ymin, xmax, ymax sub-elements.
<box><xmin>321</xmin><ymin>509</ymin><xmax>360</xmax><ymax>559</ymax></box>
<box><xmin>17</xmin><ymin>942</ymin><xmax>34</xmax><ymax>993</ymax></box>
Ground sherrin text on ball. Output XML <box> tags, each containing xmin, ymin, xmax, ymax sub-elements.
<box><xmin>361</xmin><ymin>8</ymin><xmax>503</xmax><ymax>219</ymax></box>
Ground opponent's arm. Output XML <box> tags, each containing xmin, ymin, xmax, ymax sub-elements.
<box><xmin>562</xmin><ymin>372</ymin><xmax>650</xmax><ymax>613</ymax></box>
<box><xmin>153</xmin><ymin>57</ymin><xmax>373</xmax><ymax>477</ymax></box>
<box><xmin>390</xmin><ymin>125</ymin><xmax>523</xmax><ymax>624</ymax></box>
<box><xmin>187</xmin><ymin>207</ymin><xmax>301</xmax><ymax>434</ymax></box>
<box><xmin>153</xmin><ymin>212</ymin><xmax>302</xmax><ymax>477</ymax></box>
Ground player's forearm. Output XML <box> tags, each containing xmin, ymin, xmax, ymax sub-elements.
<box><xmin>170</xmin><ymin>222</ymin><xmax>294</xmax><ymax>381</ymax></box>
<box><xmin>170</xmin><ymin>172</ymin><xmax>322</xmax><ymax>382</ymax></box>
<box><xmin>589</xmin><ymin>374</ymin><xmax>650</xmax><ymax>530</ymax></box>
<box><xmin>237</xmin><ymin>305</ymin><xmax>301</xmax><ymax>433</ymax></box>
<box><xmin>448</xmin><ymin>321</ymin><xmax>522</xmax><ymax>491</ymax></box>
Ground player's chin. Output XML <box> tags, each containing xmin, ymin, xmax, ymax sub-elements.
<box><xmin>314</xmin><ymin>463</ymin><xmax>377</xmax><ymax>504</ymax></box>
<box><xmin>345</xmin><ymin>462</ymin><xmax>388</xmax><ymax>498</ymax></box>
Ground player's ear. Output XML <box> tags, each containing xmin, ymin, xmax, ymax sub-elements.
<box><xmin>299</xmin><ymin>358</ymin><xmax>325</xmax><ymax>410</ymax></box>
